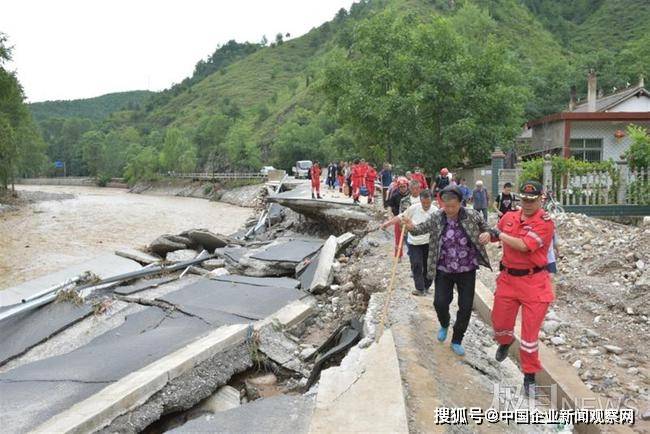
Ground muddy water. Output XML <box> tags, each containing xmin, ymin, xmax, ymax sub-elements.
<box><xmin>0</xmin><ymin>185</ymin><xmax>253</xmax><ymax>289</ymax></box>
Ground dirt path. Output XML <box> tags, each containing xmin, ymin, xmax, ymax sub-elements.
<box><xmin>362</xmin><ymin>233</ymin><xmax>553</xmax><ymax>433</ymax></box>
<box><xmin>0</xmin><ymin>185</ymin><xmax>253</xmax><ymax>289</ymax></box>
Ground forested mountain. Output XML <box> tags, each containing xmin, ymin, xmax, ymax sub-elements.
<box><xmin>18</xmin><ymin>0</ymin><xmax>650</xmax><ymax>183</ymax></box>
<box><xmin>28</xmin><ymin>90</ymin><xmax>154</xmax><ymax>123</ymax></box>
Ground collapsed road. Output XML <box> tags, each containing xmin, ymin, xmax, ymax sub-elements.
<box><xmin>0</xmin><ymin>180</ymin><xmax>646</xmax><ymax>433</ymax></box>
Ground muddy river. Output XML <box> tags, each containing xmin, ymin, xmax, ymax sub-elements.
<box><xmin>0</xmin><ymin>185</ymin><xmax>253</xmax><ymax>289</ymax></box>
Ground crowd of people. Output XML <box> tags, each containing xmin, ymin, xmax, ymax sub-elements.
<box><xmin>307</xmin><ymin>159</ymin><xmax>558</xmax><ymax>396</ymax></box>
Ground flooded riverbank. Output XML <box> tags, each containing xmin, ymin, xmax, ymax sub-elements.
<box><xmin>0</xmin><ymin>185</ymin><xmax>253</xmax><ymax>289</ymax></box>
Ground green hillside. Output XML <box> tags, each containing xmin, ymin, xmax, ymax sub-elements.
<box><xmin>28</xmin><ymin>90</ymin><xmax>154</xmax><ymax>122</ymax></box>
<box><xmin>31</xmin><ymin>0</ymin><xmax>650</xmax><ymax>182</ymax></box>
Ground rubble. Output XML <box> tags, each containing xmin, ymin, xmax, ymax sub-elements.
<box><xmin>149</xmin><ymin>235</ymin><xmax>188</xmax><ymax>256</ymax></box>
<box><xmin>202</xmin><ymin>258</ymin><xmax>226</xmax><ymax>270</ymax></box>
<box><xmin>115</xmin><ymin>248</ymin><xmax>161</xmax><ymax>265</ymax></box>
<box><xmin>166</xmin><ymin>249</ymin><xmax>199</xmax><ymax>262</ymax></box>
<box><xmin>483</xmin><ymin>212</ymin><xmax>650</xmax><ymax>411</ymax></box>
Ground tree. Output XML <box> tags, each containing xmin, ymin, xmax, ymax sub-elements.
<box><xmin>260</xmin><ymin>35</ymin><xmax>268</xmax><ymax>46</ymax></box>
<box><xmin>159</xmin><ymin>128</ymin><xmax>196</xmax><ymax>173</ymax></box>
<box><xmin>1</xmin><ymin>32</ymin><xmax>46</xmax><ymax>190</ymax></box>
<box><xmin>224</xmin><ymin>122</ymin><xmax>260</xmax><ymax>170</ymax></box>
<box><xmin>275</xmin><ymin>33</ymin><xmax>284</xmax><ymax>46</ymax></box>
<box><xmin>320</xmin><ymin>11</ymin><xmax>527</xmax><ymax>170</ymax></box>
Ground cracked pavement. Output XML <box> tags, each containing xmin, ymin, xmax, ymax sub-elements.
<box><xmin>0</xmin><ymin>277</ymin><xmax>306</xmax><ymax>433</ymax></box>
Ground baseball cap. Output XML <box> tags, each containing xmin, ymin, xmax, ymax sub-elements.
<box><xmin>520</xmin><ymin>180</ymin><xmax>543</xmax><ymax>199</ymax></box>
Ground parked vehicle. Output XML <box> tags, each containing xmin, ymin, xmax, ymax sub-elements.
<box><xmin>292</xmin><ymin>160</ymin><xmax>313</xmax><ymax>179</ymax></box>
<box><xmin>260</xmin><ymin>166</ymin><xmax>276</xmax><ymax>175</ymax></box>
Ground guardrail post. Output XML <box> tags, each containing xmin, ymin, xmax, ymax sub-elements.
<box><xmin>617</xmin><ymin>160</ymin><xmax>629</xmax><ymax>205</ymax></box>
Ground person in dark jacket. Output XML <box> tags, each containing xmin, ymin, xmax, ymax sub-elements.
<box><xmin>403</xmin><ymin>185</ymin><xmax>492</xmax><ymax>356</ymax></box>
<box><xmin>378</xmin><ymin>163</ymin><xmax>393</xmax><ymax>206</ymax></box>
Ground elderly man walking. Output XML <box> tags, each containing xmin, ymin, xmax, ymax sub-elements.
<box><xmin>404</xmin><ymin>185</ymin><xmax>492</xmax><ymax>356</ymax></box>
<box><xmin>382</xmin><ymin>190</ymin><xmax>436</xmax><ymax>296</ymax></box>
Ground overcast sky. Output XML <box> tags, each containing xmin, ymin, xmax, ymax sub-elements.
<box><xmin>1</xmin><ymin>0</ymin><xmax>353</xmax><ymax>102</ymax></box>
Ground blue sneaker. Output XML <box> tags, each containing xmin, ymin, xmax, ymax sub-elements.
<box><xmin>437</xmin><ymin>327</ymin><xmax>448</xmax><ymax>342</ymax></box>
<box><xmin>451</xmin><ymin>343</ymin><xmax>465</xmax><ymax>356</ymax></box>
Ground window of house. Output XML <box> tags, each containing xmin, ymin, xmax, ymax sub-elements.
<box><xmin>570</xmin><ymin>138</ymin><xmax>603</xmax><ymax>161</ymax></box>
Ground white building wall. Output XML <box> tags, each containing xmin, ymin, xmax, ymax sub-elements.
<box><xmin>570</xmin><ymin>121</ymin><xmax>650</xmax><ymax>161</ymax></box>
<box><xmin>609</xmin><ymin>95</ymin><xmax>650</xmax><ymax>112</ymax></box>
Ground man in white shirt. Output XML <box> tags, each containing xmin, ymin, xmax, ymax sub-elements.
<box><xmin>382</xmin><ymin>190</ymin><xmax>436</xmax><ymax>296</ymax></box>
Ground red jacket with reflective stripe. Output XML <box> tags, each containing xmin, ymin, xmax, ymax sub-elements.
<box><xmin>498</xmin><ymin>209</ymin><xmax>554</xmax><ymax>269</ymax></box>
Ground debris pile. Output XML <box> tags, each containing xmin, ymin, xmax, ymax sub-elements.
<box><xmin>536</xmin><ymin>213</ymin><xmax>650</xmax><ymax>409</ymax></box>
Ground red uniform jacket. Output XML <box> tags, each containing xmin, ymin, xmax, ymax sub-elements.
<box><xmin>351</xmin><ymin>164</ymin><xmax>366</xmax><ymax>187</ymax></box>
<box><xmin>310</xmin><ymin>165</ymin><xmax>321</xmax><ymax>185</ymax></box>
<box><xmin>497</xmin><ymin>208</ymin><xmax>555</xmax><ymax>302</ymax></box>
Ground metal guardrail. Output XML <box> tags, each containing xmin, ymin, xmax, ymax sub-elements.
<box><xmin>166</xmin><ymin>172</ymin><xmax>267</xmax><ymax>181</ymax></box>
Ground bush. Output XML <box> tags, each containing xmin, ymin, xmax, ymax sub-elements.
<box><xmin>626</xmin><ymin>125</ymin><xmax>650</xmax><ymax>168</ymax></box>
<box><xmin>96</xmin><ymin>173</ymin><xmax>112</xmax><ymax>187</ymax></box>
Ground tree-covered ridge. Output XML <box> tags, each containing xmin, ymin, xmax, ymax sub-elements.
<box><xmin>28</xmin><ymin>90</ymin><xmax>154</xmax><ymax>122</ymax></box>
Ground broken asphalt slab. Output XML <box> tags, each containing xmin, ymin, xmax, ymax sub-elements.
<box><xmin>159</xmin><ymin>278</ymin><xmax>305</xmax><ymax>321</ymax></box>
<box><xmin>0</xmin><ymin>276</ymin><xmax>307</xmax><ymax>433</ymax></box>
<box><xmin>250</xmin><ymin>239</ymin><xmax>322</xmax><ymax>263</ymax></box>
<box><xmin>217</xmin><ymin>239</ymin><xmax>323</xmax><ymax>277</ymax></box>
<box><xmin>112</xmin><ymin>276</ymin><xmax>178</xmax><ymax>296</ymax></box>
<box><xmin>169</xmin><ymin>394</ymin><xmax>315</xmax><ymax>434</ymax></box>
<box><xmin>211</xmin><ymin>274</ymin><xmax>300</xmax><ymax>289</ymax></box>
<box><xmin>308</xmin><ymin>235</ymin><xmax>337</xmax><ymax>294</ymax></box>
<box><xmin>0</xmin><ymin>301</ymin><xmax>93</xmax><ymax>366</ymax></box>
<box><xmin>0</xmin><ymin>254</ymin><xmax>142</xmax><ymax>308</ymax></box>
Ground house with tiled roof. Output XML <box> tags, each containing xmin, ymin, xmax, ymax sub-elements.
<box><xmin>521</xmin><ymin>72</ymin><xmax>650</xmax><ymax>162</ymax></box>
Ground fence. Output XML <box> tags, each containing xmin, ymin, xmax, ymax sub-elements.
<box><xmin>537</xmin><ymin>156</ymin><xmax>650</xmax><ymax>215</ymax></box>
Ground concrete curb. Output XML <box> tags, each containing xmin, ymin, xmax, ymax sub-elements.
<box><xmin>473</xmin><ymin>280</ymin><xmax>634</xmax><ymax>434</ymax></box>
<box><xmin>32</xmin><ymin>298</ymin><xmax>316</xmax><ymax>434</ymax></box>
<box><xmin>308</xmin><ymin>329</ymin><xmax>409</xmax><ymax>434</ymax></box>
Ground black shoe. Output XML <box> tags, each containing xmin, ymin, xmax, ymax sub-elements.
<box><xmin>317</xmin><ymin>195</ymin><xmax>322</xmax><ymax>199</ymax></box>
<box><xmin>523</xmin><ymin>373</ymin><xmax>536</xmax><ymax>397</ymax></box>
<box><xmin>495</xmin><ymin>343</ymin><xmax>512</xmax><ymax>362</ymax></box>
<box><xmin>411</xmin><ymin>289</ymin><xmax>424</xmax><ymax>296</ymax></box>
<box><xmin>312</xmin><ymin>193</ymin><xmax>315</xmax><ymax>199</ymax></box>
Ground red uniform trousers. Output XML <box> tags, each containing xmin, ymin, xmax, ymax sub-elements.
<box><xmin>352</xmin><ymin>176</ymin><xmax>364</xmax><ymax>200</ymax></box>
<box><xmin>311</xmin><ymin>177</ymin><xmax>320</xmax><ymax>194</ymax></box>
<box><xmin>492</xmin><ymin>271</ymin><xmax>552</xmax><ymax>374</ymax></box>
<box><xmin>393</xmin><ymin>222</ymin><xmax>404</xmax><ymax>258</ymax></box>
<box><xmin>366</xmin><ymin>179</ymin><xmax>375</xmax><ymax>203</ymax></box>
<box><xmin>337</xmin><ymin>175</ymin><xmax>345</xmax><ymax>190</ymax></box>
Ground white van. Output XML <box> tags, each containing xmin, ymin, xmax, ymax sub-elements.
<box><xmin>292</xmin><ymin>160</ymin><xmax>313</xmax><ymax>179</ymax></box>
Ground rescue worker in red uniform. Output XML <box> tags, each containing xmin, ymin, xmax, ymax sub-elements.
<box><xmin>488</xmin><ymin>181</ymin><xmax>554</xmax><ymax>396</ymax></box>
<box><xmin>351</xmin><ymin>158</ymin><xmax>367</xmax><ymax>205</ymax></box>
<box><xmin>365</xmin><ymin>163</ymin><xmax>377</xmax><ymax>204</ymax></box>
<box><xmin>310</xmin><ymin>161</ymin><xmax>322</xmax><ymax>199</ymax></box>
<box><xmin>411</xmin><ymin>167</ymin><xmax>428</xmax><ymax>190</ymax></box>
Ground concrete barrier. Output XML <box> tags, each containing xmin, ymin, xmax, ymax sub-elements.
<box><xmin>473</xmin><ymin>280</ymin><xmax>634</xmax><ymax>434</ymax></box>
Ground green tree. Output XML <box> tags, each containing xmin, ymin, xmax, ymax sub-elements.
<box><xmin>320</xmin><ymin>11</ymin><xmax>527</xmax><ymax>170</ymax></box>
<box><xmin>154</xmin><ymin>127</ymin><xmax>196</xmax><ymax>174</ymax></box>
<box><xmin>224</xmin><ymin>122</ymin><xmax>260</xmax><ymax>170</ymax></box>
